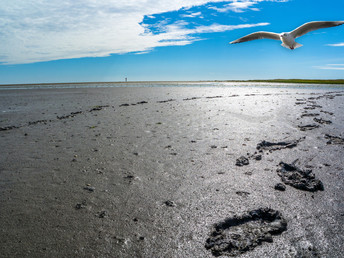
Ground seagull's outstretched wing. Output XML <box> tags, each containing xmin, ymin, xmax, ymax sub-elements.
<box><xmin>290</xmin><ymin>21</ymin><xmax>344</xmax><ymax>38</ymax></box>
<box><xmin>230</xmin><ymin>31</ymin><xmax>280</xmax><ymax>44</ymax></box>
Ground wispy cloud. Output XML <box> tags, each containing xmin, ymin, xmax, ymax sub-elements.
<box><xmin>327</xmin><ymin>43</ymin><xmax>344</xmax><ymax>47</ymax></box>
<box><xmin>208</xmin><ymin>0</ymin><xmax>288</xmax><ymax>13</ymax></box>
<box><xmin>0</xmin><ymin>0</ymin><xmax>275</xmax><ymax>64</ymax></box>
<box><xmin>141</xmin><ymin>22</ymin><xmax>269</xmax><ymax>50</ymax></box>
<box><xmin>181</xmin><ymin>12</ymin><xmax>203</xmax><ymax>18</ymax></box>
<box><xmin>314</xmin><ymin>64</ymin><xmax>344</xmax><ymax>70</ymax></box>
<box><xmin>209</xmin><ymin>1</ymin><xmax>257</xmax><ymax>13</ymax></box>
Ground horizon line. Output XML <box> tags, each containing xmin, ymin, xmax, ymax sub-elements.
<box><xmin>1</xmin><ymin>78</ymin><xmax>344</xmax><ymax>87</ymax></box>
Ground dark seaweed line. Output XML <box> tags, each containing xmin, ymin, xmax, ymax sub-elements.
<box><xmin>0</xmin><ymin>105</ymin><xmax>110</xmax><ymax>132</ymax></box>
<box><xmin>120</xmin><ymin>90</ymin><xmax>344</xmax><ymax>108</ymax></box>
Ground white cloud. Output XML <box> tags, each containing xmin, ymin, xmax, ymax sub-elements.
<box><xmin>209</xmin><ymin>1</ymin><xmax>257</xmax><ymax>13</ymax></box>
<box><xmin>192</xmin><ymin>22</ymin><xmax>269</xmax><ymax>33</ymax></box>
<box><xmin>327</xmin><ymin>43</ymin><xmax>344</xmax><ymax>47</ymax></box>
<box><xmin>0</xmin><ymin>0</ymin><xmax>275</xmax><ymax>64</ymax></box>
<box><xmin>181</xmin><ymin>12</ymin><xmax>203</xmax><ymax>18</ymax></box>
<box><xmin>208</xmin><ymin>0</ymin><xmax>288</xmax><ymax>13</ymax></box>
<box><xmin>315</xmin><ymin>64</ymin><xmax>344</xmax><ymax>70</ymax></box>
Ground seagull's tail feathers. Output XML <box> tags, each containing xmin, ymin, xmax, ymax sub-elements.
<box><xmin>281</xmin><ymin>42</ymin><xmax>303</xmax><ymax>50</ymax></box>
<box><xmin>293</xmin><ymin>42</ymin><xmax>303</xmax><ymax>49</ymax></box>
<box><xmin>281</xmin><ymin>43</ymin><xmax>289</xmax><ymax>49</ymax></box>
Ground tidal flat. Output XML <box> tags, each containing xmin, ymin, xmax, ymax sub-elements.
<box><xmin>0</xmin><ymin>85</ymin><xmax>343</xmax><ymax>257</ymax></box>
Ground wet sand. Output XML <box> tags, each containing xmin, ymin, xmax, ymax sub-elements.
<box><xmin>0</xmin><ymin>86</ymin><xmax>343</xmax><ymax>257</ymax></box>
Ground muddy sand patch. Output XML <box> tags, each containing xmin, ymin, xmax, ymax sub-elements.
<box><xmin>235</xmin><ymin>156</ymin><xmax>249</xmax><ymax>166</ymax></box>
<box><xmin>256</xmin><ymin>138</ymin><xmax>304</xmax><ymax>152</ymax></box>
<box><xmin>277</xmin><ymin>161</ymin><xmax>324</xmax><ymax>192</ymax></box>
<box><xmin>313</xmin><ymin>118</ymin><xmax>332</xmax><ymax>125</ymax></box>
<box><xmin>298</xmin><ymin>124</ymin><xmax>320</xmax><ymax>131</ymax></box>
<box><xmin>205</xmin><ymin>208</ymin><xmax>287</xmax><ymax>257</ymax></box>
<box><xmin>325</xmin><ymin>134</ymin><xmax>344</xmax><ymax>145</ymax></box>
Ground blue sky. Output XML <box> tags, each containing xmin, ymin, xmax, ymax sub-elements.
<box><xmin>0</xmin><ymin>0</ymin><xmax>343</xmax><ymax>84</ymax></box>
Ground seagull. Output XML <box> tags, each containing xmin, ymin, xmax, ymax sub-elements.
<box><xmin>230</xmin><ymin>21</ymin><xmax>344</xmax><ymax>50</ymax></box>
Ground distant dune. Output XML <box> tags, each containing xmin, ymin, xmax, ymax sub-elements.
<box><xmin>246</xmin><ymin>79</ymin><xmax>344</xmax><ymax>84</ymax></box>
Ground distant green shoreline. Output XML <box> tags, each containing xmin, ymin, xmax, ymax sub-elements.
<box><xmin>245</xmin><ymin>79</ymin><xmax>344</xmax><ymax>85</ymax></box>
<box><xmin>0</xmin><ymin>79</ymin><xmax>344</xmax><ymax>87</ymax></box>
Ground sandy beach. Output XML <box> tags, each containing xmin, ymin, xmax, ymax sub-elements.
<box><xmin>0</xmin><ymin>85</ymin><xmax>343</xmax><ymax>257</ymax></box>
